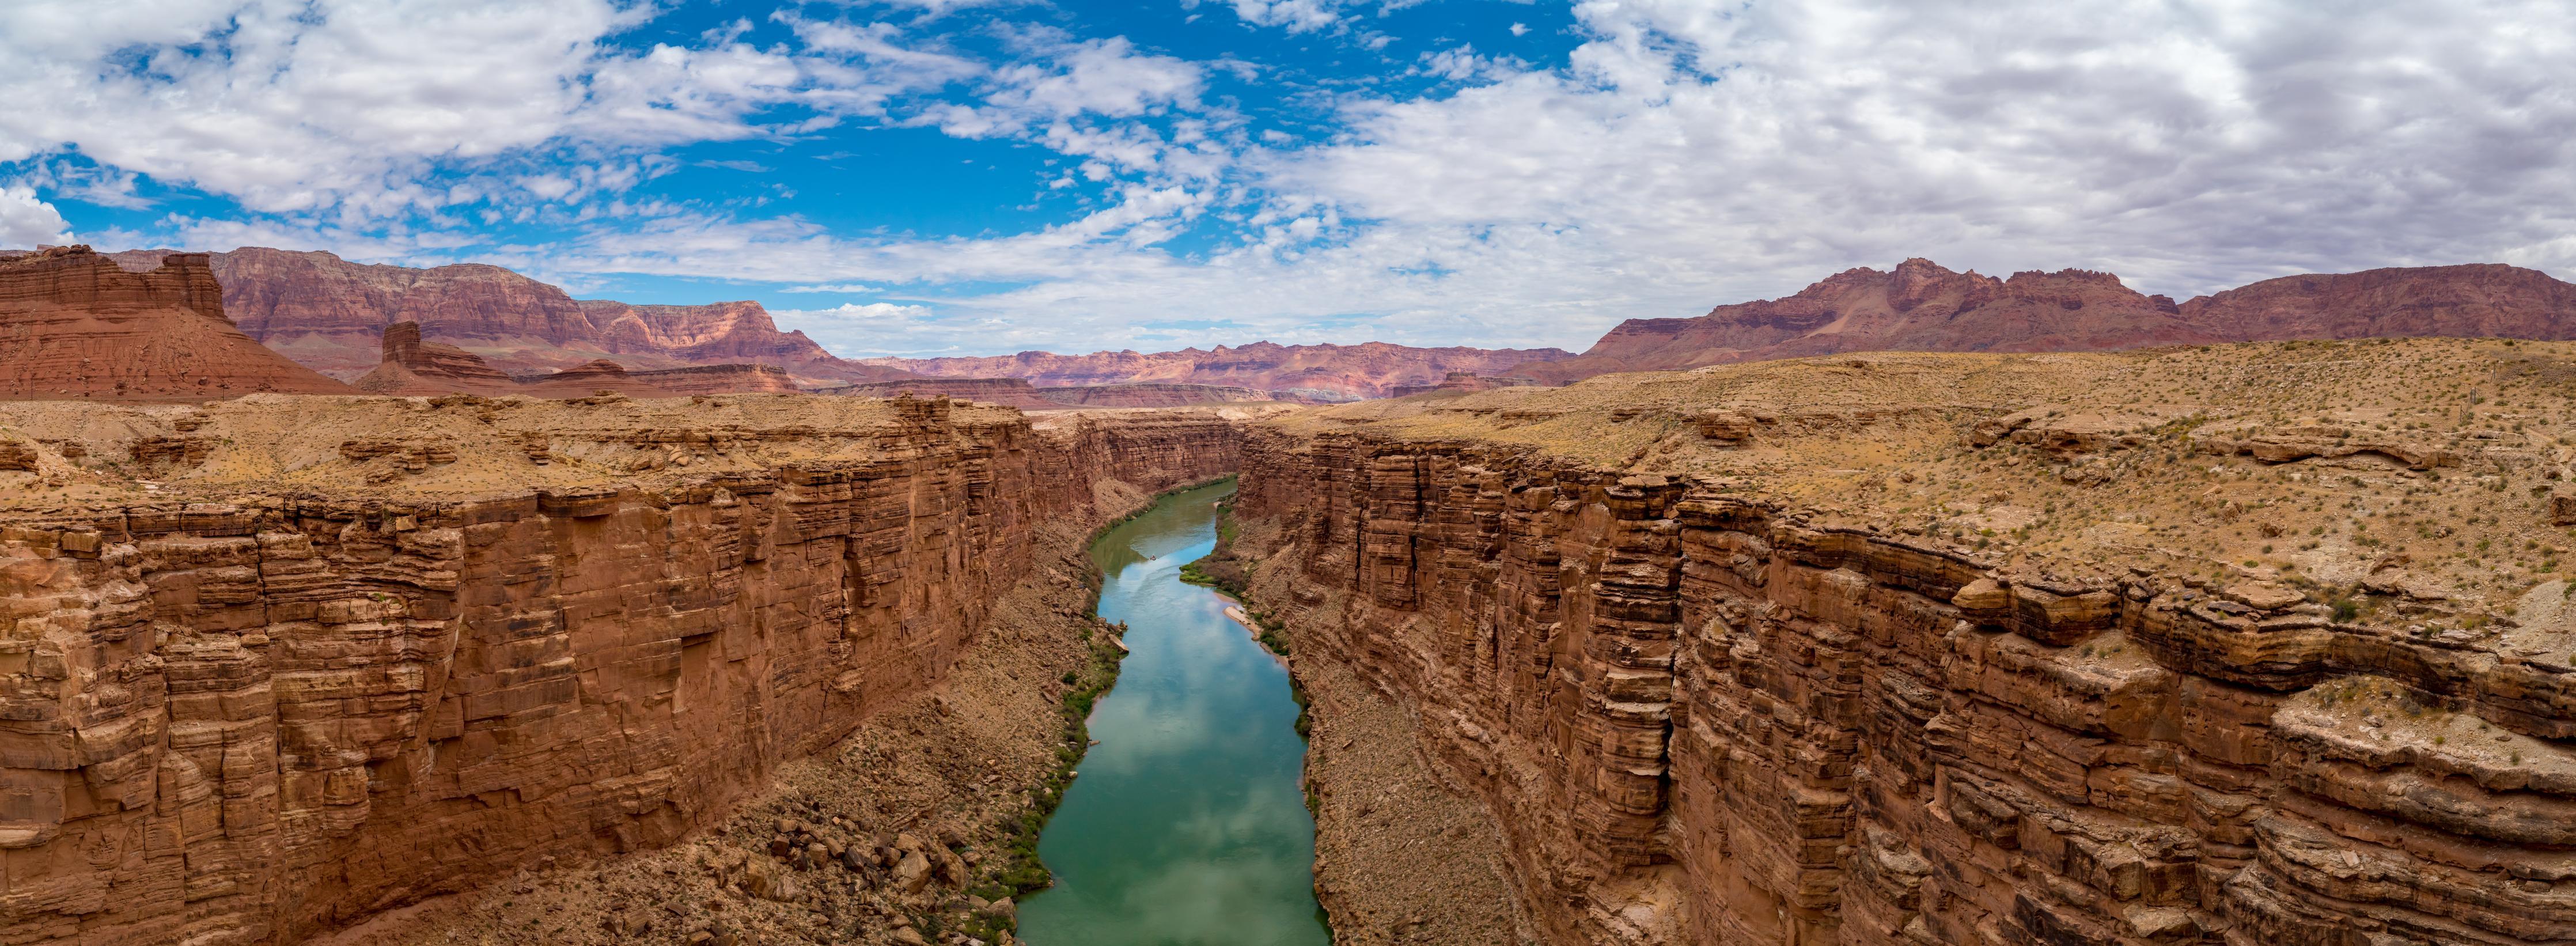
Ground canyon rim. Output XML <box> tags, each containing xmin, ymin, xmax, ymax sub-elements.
<box><xmin>6</xmin><ymin>1</ymin><xmax>2575</xmax><ymax>944</ymax></box>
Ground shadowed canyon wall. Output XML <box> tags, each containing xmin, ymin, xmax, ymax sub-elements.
<box><xmin>1235</xmin><ymin>425</ymin><xmax>2576</xmax><ymax>946</ymax></box>
<box><xmin>0</xmin><ymin>398</ymin><xmax>1246</xmax><ymax>945</ymax></box>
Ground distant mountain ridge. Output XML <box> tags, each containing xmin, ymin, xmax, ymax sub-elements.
<box><xmin>1508</xmin><ymin>258</ymin><xmax>2576</xmax><ymax>384</ymax></box>
<box><xmin>863</xmin><ymin>341</ymin><xmax>1575</xmax><ymax>400</ymax></box>
<box><xmin>102</xmin><ymin>247</ymin><xmax>915</xmax><ymax>387</ymax></box>
<box><xmin>98</xmin><ymin>247</ymin><xmax>1569</xmax><ymax>399</ymax></box>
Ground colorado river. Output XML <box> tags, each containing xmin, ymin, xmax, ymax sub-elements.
<box><xmin>1017</xmin><ymin>480</ymin><xmax>1330</xmax><ymax>946</ymax></box>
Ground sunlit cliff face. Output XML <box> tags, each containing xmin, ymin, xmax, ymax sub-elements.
<box><xmin>1231</xmin><ymin>339</ymin><xmax>2576</xmax><ymax>946</ymax></box>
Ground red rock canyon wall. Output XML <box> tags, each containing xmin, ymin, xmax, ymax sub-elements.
<box><xmin>0</xmin><ymin>401</ymin><xmax>1242</xmax><ymax>944</ymax></box>
<box><xmin>1236</xmin><ymin>428</ymin><xmax>2576</xmax><ymax>946</ymax></box>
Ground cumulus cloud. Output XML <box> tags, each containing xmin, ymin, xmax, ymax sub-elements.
<box><xmin>1217</xmin><ymin>1</ymin><xmax>1350</xmax><ymax>33</ymax></box>
<box><xmin>538</xmin><ymin>0</ymin><xmax>2576</xmax><ymax>355</ymax></box>
<box><xmin>0</xmin><ymin>186</ymin><xmax>72</xmax><ymax>247</ymax></box>
<box><xmin>7</xmin><ymin>0</ymin><xmax>2573</xmax><ymax>359</ymax></box>
<box><xmin>918</xmin><ymin>33</ymin><xmax>1207</xmax><ymax>139</ymax></box>
<box><xmin>1268</xmin><ymin>0</ymin><xmax>2576</xmax><ymax>309</ymax></box>
<box><xmin>0</xmin><ymin>0</ymin><xmax>954</xmax><ymax>217</ymax></box>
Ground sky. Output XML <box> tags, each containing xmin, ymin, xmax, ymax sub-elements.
<box><xmin>2</xmin><ymin>1</ymin><xmax>2571</xmax><ymax>359</ymax></box>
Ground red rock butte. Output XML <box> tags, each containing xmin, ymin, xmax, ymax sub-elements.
<box><xmin>104</xmin><ymin>248</ymin><xmax>919</xmax><ymax>387</ymax></box>
<box><xmin>0</xmin><ymin>247</ymin><xmax>352</xmax><ymax>400</ymax></box>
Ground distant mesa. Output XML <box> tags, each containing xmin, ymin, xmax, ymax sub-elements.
<box><xmin>859</xmin><ymin>340</ymin><xmax>1575</xmax><ymax>401</ymax></box>
<box><xmin>102</xmin><ymin>247</ymin><xmax>919</xmax><ymax>387</ymax></box>
<box><xmin>821</xmin><ymin>376</ymin><xmax>1297</xmax><ymax>409</ymax></box>
<box><xmin>0</xmin><ymin>245</ymin><xmax>353</xmax><ymax>400</ymax></box>
<box><xmin>355</xmin><ymin>321</ymin><xmax>803</xmax><ymax>398</ymax></box>
<box><xmin>1511</xmin><ymin>258</ymin><xmax>2576</xmax><ymax>384</ymax></box>
<box><xmin>1387</xmin><ymin>372</ymin><xmax>1540</xmax><ymax>398</ymax></box>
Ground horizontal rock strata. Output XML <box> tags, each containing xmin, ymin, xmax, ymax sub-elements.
<box><xmin>0</xmin><ymin>247</ymin><xmax>353</xmax><ymax>400</ymax></box>
<box><xmin>0</xmin><ymin>396</ymin><xmax>1248</xmax><ymax>944</ymax></box>
<box><xmin>1236</xmin><ymin>406</ymin><xmax>2576</xmax><ymax>945</ymax></box>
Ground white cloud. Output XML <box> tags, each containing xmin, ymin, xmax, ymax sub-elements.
<box><xmin>0</xmin><ymin>1</ymin><xmax>955</xmax><ymax>217</ymax></box>
<box><xmin>546</xmin><ymin>0</ymin><xmax>2576</xmax><ymax>357</ymax></box>
<box><xmin>11</xmin><ymin>0</ymin><xmax>2574</xmax><ymax>361</ymax></box>
<box><xmin>1209</xmin><ymin>0</ymin><xmax>1352</xmax><ymax>33</ymax></box>
<box><xmin>0</xmin><ymin>186</ymin><xmax>73</xmax><ymax>247</ymax></box>
<box><xmin>919</xmin><ymin>33</ymin><xmax>1206</xmax><ymax>140</ymax></box>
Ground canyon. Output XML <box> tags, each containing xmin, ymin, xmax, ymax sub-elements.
<box><xmin>8</xmin><ymin>240</ymin><xmax>2576</xmax><ymax>946</ymax></box>
<box><xmin>1510</xmin><ymin>259</ymin><xmax>2576</xmax><ymax>385</ymax></box>
<box><xmin>1232</xmin><ymin>339</ymin><xmax>2576</xmax><ymax>946</ymax></box>
<box><xmin>0</xmin><ymin>391</ymin><xmax>1266</xmax><ymax>945</ymax></box>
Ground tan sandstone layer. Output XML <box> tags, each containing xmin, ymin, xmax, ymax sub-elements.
<box><xmin>1234</xmin><ymin>338</ymin><xmax>2576</xmax><ymax>946</ymax></box>
<box><xmin>0</xmin><ymin>392</ymin><xmax>1281</xmax><ymax>945</ymax></box>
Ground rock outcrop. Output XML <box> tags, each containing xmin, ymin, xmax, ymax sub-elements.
<box><xmin>824</xmin><ymin>377</ymin><xmax>1289</xmax><ymax>410</ymax></box>
<box><xmin>1029</xmin><ymin>381</ymin><xmax>1283</xmax><ymax>407</ymax></box>
<box><xmin>351</xmin><ymin>321</ymin><xmax>522</xmax><ymax>395</ymax></box>
<box><xmin>515</xmin><ymin>358</ymin><xmax>679</xmax><ymax>397</ymax></box>
<box><xmin>824</xmin><ymin>377</ymin><xmax>1064</xmax><ymax>410</ymax></box>
<box><xmin>863</xmin><ymin>340</ymin><xmax>1574</xmax><ymax>400</ymax></box>
<box><xmin>623</xmin><ymin>363</ymin><xmax>803</xmax><ymax>395</ymax></box>
<box><xmin>1387</xmin><ymin>371</ymin><xmax>1540</xmax><ymax>398</ymax></box>
<box><xmin>1514</xmin><ymin>259</ymin><xmax>2576</xmax><ymax>384</ymax></box>
<box><xmin>0</xmin><ymin>394</ymin><xmax>1255</xmax><ymax>945</ymax></box>
<box><xmin>355</xmin><ymin>322</ymin><xmax>808</xmax><ymax>398</ymax></box>
<box><xmin>1234</xmin><ymin>339</ymin><xmax>2576</xmax><ymax>946</ymax></box>
<box><xmin>103</xmin><ymin>248</ymin><xmax>915</xmax><ymax>387</ymax></box>
<box><xmin>0</xmin><ymin>247</ymin><xmax>353</xmax><ymax>400</ymax></box>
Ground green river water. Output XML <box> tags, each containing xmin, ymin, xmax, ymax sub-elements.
<box><xmin>1016</xmin><ymin>480</ymin><xmax>1331</xmax><ymax>946</ymax></box>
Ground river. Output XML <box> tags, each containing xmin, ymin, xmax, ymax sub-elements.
<box><xmin>1016</xmin><ymin>480</ymin><xmax>1331</xmax><ymax>946</ymax></box>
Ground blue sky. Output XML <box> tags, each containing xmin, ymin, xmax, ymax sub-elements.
<box><xmin>4</xmin><ymin>1</ymin><xmax>2573</xmax><ymax>358</ymax></box>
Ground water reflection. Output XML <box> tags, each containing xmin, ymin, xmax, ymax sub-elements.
<box><xmin>1018</xmin><ymin>482</ymin><xmax>1329</xmax><ymax>946</ymax></box>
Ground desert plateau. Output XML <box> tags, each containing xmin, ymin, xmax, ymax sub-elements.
<box><xmin>5</xmin><ymin>2</ymin><xmax>2572</xmax><ymax>945</ymax></box>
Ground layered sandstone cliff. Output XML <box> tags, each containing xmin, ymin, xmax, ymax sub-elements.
<box><xmin>0</xmin><ymin>247</ymin><xmax>353</xmax><ymax>400</ymax></box>
<box><xmin>356</xmin><ymin>322</ymin><xmax>807</xmax><ymax>398</ymax></box>
<box><xmin>1236</xmin><ymin>340</ymin><xmax>2576</xmax><ymax>946</ymax></box>
<box><xmin>1515</xmin><ymin>259</ymin><xmax>2576</xmax><ymax>384</ymax></box>
<box><xmin>863</xmin><ymin>340</ymin><xmax>1574</xmax><ymax>400</ymax></box>
<box><xmin>623</xmin><ymin>364</ymin><xmax>804</xmax><ymax>395</ymax></box>
<box><xmin>103</xmin><ymin>248</ymin><xmax>911</xmax><ymax>387</ymax></box>
<box><xmin>0</xmin><ymin>393</ymin><xmax>1260</xmax><ymax>944</ymax></box>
